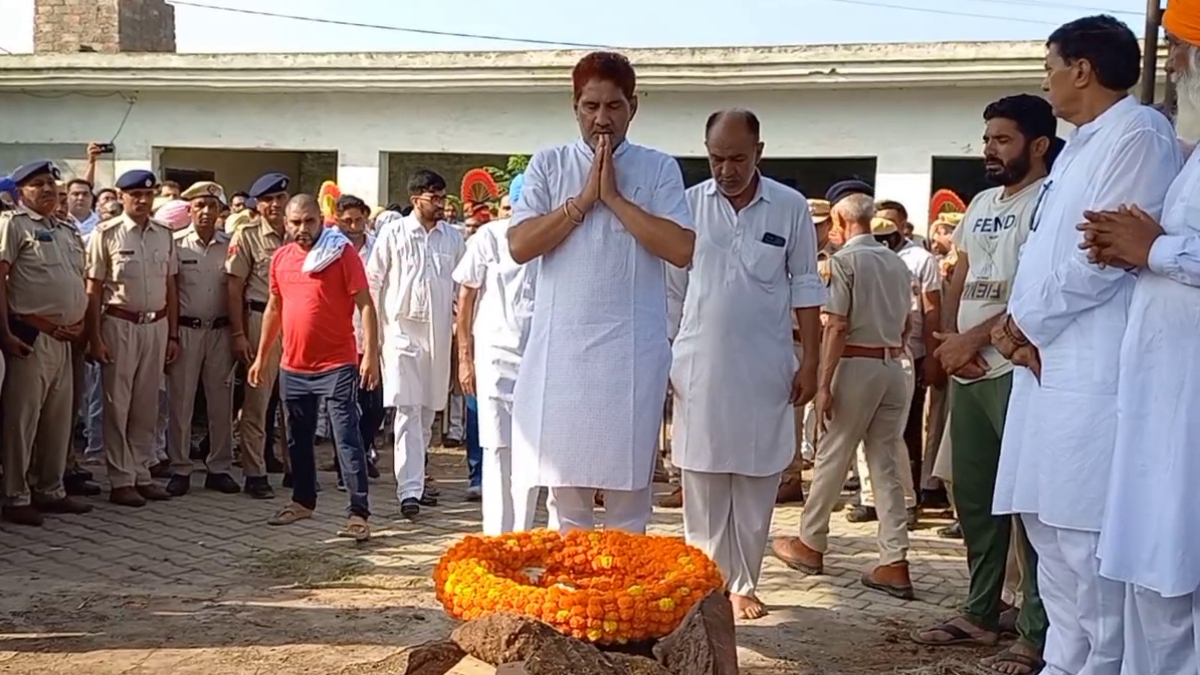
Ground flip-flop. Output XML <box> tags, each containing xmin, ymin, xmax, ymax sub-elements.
<box><xmin>980</xmin><ymin>646</ymin><xmax>1045</xmax><ymax>675</ymax></box>
<box><xmin>910</xmin><ymin>621</ymin><xmax>999</xmax><ymax>647</ymax></box>
<box><xmin>268</xmin><ymin>503</ymin><xmax>313</xmax><ymax>526</ymax></box>
<box><xmin>998</xmin><ymin>607</ymin><xmax>1020</xmax><ymax>637</ymax></box>
<box><xmin>337</xmin><ymin>515</ymin><xmax>370</xmax><ymax>542</ymax></box>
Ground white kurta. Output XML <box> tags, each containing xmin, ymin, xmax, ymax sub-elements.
<box><xmin>366</xmin><ymin>215</ymin><xmax>465</xmax><ymax>410</ymax></box>
<box><xmin>668</xmin><ymin>177</ymin><xmax>826</xmax><ymax>476</ymax></box>
<box><xmin>1098</xmin><ymin>144</ymin><xmax>1200</xmax><ymax>599</ymax></box>
<box><xmin>995</xmin><ymin>96</ymin><xmax>1183</xmax><ymax>531</ymax></box>
<box><xmin>510</xmin><ymin>139</ymin><xmax>693</xmax><ymax>491</ymax></box>
<box><xmin>452</xmin><ymin>218</ymin><xmax>538</xmax><ymax>448</ymax></box>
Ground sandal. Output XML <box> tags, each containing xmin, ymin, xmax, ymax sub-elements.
<box><xmin>980</xmin><ymin>646</ymin><xmax>1045</xmax><ymax>675</ymax></box>
<box><xmin>998</xmin><ymin>606</ymin><xmax>1020</xmax><ymax>637</ymax></box>
<box><xmin>268</xmin><ymin>502</ymin><xmax>313</xmax><ymax>526</ymax></box>
<box><xmin>910</xmin><ymin>620</ymin><xmax>999</xmax><ymax>647</ymax></box>
<box><xmin>337</xmin><ymin>515</ymin><xmax>370</xmax><ymax>541</ymax></box>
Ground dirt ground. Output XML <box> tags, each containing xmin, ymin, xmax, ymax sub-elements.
<box><xmin>0</xmin><ymin>445</ymin><xmax>989</xmax><ymax>675</ymax></box>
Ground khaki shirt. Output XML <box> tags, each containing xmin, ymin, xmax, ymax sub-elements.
<box><xmin>85</xmin><ymin>214</ymin><xmax>179</xmax><ymax>313</ymax></box>
<box><xmin>0</xmin><ymin>208</ymin><xmax>88</xmax><ymax>324</ymax></box>
<box><xmin>225</xmin><ymin>219</ymin><xmax>285</xmax><ymax>305</ymax></box>
<box><xmin>824</xmin><ymin>233</ymin><xmax>911</xmax><ymax>348</ymax></box>
<box><xmin>175</xmin><ymin>226</ymin><xmax>230</xmax><ymax>322</ymax></box>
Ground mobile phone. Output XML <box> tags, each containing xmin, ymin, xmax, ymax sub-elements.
<box><xmin>96</xmin><ymin>143</ymin><xmax>115</xmax><ymax>154</ymax></box>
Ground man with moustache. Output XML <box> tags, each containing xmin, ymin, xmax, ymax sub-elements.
<box><xmin>990</xmin><ymin>16</ymin><xmax>1182</xmax><ymax>675</ymax></box>
<box><xmin>1082</xmin><ymin>3</ymin><xmax>1200</xmax><ymax>671</ymax></box>
<box><xmin>227</xmin><ymin>172</ymin><xmax>292</xmax><ymax>498</ymax></box>
<box><xmin>915</xmin><ymin>95</ymin><xmax>1058</xmax><ymax>675</ymax></box>
<box><xmin>668</xmin><ymin>110</ymin><xmax>823</xmax><ymax>620</ymax></box>
<box><xmin>0</xmin><ymin>161</ymin><xmax>92</xmax><ymax>525</ymax></box>
<box><xmin>250</xmin><ymin>195</ymin><xmax>379</xmax><ymax>539</ymax></box>
<box><xmin>164</xmin><ymin>181</ymin><xmax>240</xmax><ymax>497</ymax></box>
<box><xmin>508</xmin><ymin>51</ymin><xmax>694</xmax><ymax>534</ymax></box>
<box><xmin>86</xmin><ymin>170</ymin><xmax>181</xmax><ymax>507</ymax></box>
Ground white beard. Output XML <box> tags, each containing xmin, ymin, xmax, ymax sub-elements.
<box><xmin>1175</xmin><ymin>46</ymin><xmax>1200</xmax><ymax>145</ymax></box>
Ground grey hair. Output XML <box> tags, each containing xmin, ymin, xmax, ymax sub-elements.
<box><xmin>832</xmin><ymin>193</ymin><xmax>875</xmax><ymax>227</ymax></box>
<box><xmin>1180</xmin><ymin>43</ymin><xmax>1200</xmax><ymax>115</ymax></box>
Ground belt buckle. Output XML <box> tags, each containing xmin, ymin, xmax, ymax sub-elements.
<box><xmin>137</xmin><ymin>311</ymin><xmax>155</xmax><ymax>324</ymax></box>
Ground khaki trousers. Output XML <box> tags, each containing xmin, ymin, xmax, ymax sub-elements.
<box><xmin>800</xmin><ymin>356</ymin><xmax>911</xmax><ymax>565</ymax></box>
<box><xmin>1</xmin><ymin>334</ymin><xmax>73</xmax><ymax>506</ymax></box>
<box><xmin>238</xmin><ymin>310</ymin><xmax>283</xmax><ymax>477</ymax></box>
<box><xmin>166</xmin><ymin>325</ymin><xmax>235</xmax><ymax>476</ymax></box>
<box><xmin>102</xmin><ymin>317</ymin><xmax>168</xmax><ymax>488</ymax></box>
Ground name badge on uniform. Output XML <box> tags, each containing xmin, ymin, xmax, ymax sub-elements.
<box><xmin>181</xmin><ymin>259</ymin><xmax>198</xmax><ymax>265</ymax></box>
<box><xmin>35</xmin><ymin>231</ymin><xmax>54</xmax><ymax>242</ymax></box>
<box><xmin>118</xmin><ymin>249</ymin><xmax>135</xmax><ymax>255</ymax></box>
<box><xmin>761</xmin><ymin>232</ymin><xmax>786</xmax><ymax>247</ymax></box>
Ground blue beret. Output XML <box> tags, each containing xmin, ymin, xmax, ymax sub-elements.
<box><xmin>248</xmin><ymin>173</ymin><xmax>290</xmax><ymax>199</ymax></box>
<box><xmin>509</xmin><ymin>173</ymin><xmax>525</xmax><ymax>205</ymax></box>
<box><xmin>0</xmin><ymin>176</ymin><xmax>16</xmax><ymax>198</ymax></box>
<box><xmin>10</xmin><ymin>160</ymin><xmax>61</xmax><ymax>185</ymax></box>
<box><xmin>115</xmin><ymin>169</ymin><xmax>158</xmax><ymax>191</ymax></box>
<box><xmin>825</xmin><ymin>179</ymin><xmax>874</xmax><ymax>206</ymax></box>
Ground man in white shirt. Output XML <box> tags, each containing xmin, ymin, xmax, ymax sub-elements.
<box><xmin>508</xmin><ymin>51</ymin><xmax>694</xmax><ymax>534</ymax></box>
<box><xmin>367</xmin><ymin>170</ymin><xmax>465</xmax><ymax>519</ymax></box>
<box><xmin>453</xmin><ymin>174</ymin><xmax>539</xmax><ymax>535</ymax></box>
<box><xmin>990</xmin><ymin>16</ymin><xmax>1183</xmax><ymax>675</ymax></box>
<box><xmin>668</xmin><ymin>110</ymin><xmax>823</xmax><ymax>620</ymax></box>
<box><xmin>916</xmin><ymin>94</ymin><xmax>1059</xmax><ymax>675</ymax></box>
<box><xmin>1081</xmin><ymin>8</ymin><xmax>1200</xmax><ymax>673</ymax></box>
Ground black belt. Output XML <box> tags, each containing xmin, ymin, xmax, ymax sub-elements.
<box><xmin>180</xmin><ymin>316</ymin><xmax>230</xmax><ymax>330</ymax></box>
<box><xmin>247</xmin><ymin>300</ymin><xmax>267</xmax><ymax>313</ymax></box>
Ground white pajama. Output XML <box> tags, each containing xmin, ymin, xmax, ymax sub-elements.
<box><xmin>681</xmin><ymin>469</ymin><xmax>780</xmax><ymax>597</ymax></box>
<box><xmin>1023</xmin><ymin>515</ymin><xmax>1124</xmax><ymax>675</ymax></box>
<box><xmin>1121</xmin><ymin>585</ymin><xmax>1197</xmax><ymax>675</ymax></box>
<box><xmin>478</xmin><ymin>395</ymin><xmax>537</xmax><ymax>535</ymax></box>
<box><xmin>547</xmin><ymin>485</ymin><xmax>652</xmax><ymax>534</ymax></box>
<box><xmin>84</xmin><ymin>362</ymin><xmax>104</xmax><ymax>459</ymax></box>
<box><xmin>447</xmin><ymin>394</ymin><xmax>465</xmax><ymax>440</ymax></box>
<box><xmin>393</xmin><ymin>405</ymin><xmax>435</xmax><ymax>502</ymax></box>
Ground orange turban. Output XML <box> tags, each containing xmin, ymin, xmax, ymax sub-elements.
<box><xmin>1165</xmin><ymin>0</ymin><xmax>1200</xmax><ymax>47</ymax></box>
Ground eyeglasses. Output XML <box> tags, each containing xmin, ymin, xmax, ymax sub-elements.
<box><xmin>418</xmin><ymin>194</ymin><xmax>447</xmax><ymax>206</ymax></box>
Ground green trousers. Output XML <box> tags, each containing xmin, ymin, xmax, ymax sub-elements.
<box><xmin>950</xmin><ymin>373</ymin><xmax>1047</xmax><ymax>649</ymax></box>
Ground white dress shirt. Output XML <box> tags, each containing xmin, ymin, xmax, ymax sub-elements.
<box><xmin>668</xmin><ymin>176</ymin><xmax>825</xmax><ymax>476</ymax></box>
<box><xmin>896</xmin><ymin>240</ymin><xmax>941</xmax><ymax>359</ymax></box>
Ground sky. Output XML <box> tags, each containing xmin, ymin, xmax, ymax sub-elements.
<box><xmin>0</xmin><ymin>0</ymin><xmax>1154</xmax><ymax>54</ymax></box>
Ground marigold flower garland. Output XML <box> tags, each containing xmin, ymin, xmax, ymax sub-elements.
<box><xmin>434</xmin><ymin>529</ymin><xmax>725</xmax><ymax>645</ymax></box>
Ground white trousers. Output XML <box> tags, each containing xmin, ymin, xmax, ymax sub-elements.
<box><xmin>1121</xmin><ymin>584</ymin><xmax>1198</xmax><ymax>675</ymax></box>
<box><xmin>857</xmin><ymin>441</ymin><xmax>917</xmax><ymax>508</ymax></box>
<box><xmin>1023</xmin><ymin>515</ymin><xmax>1124</xmax><ymax>675</ymax></box>
<box><xmin>478</xmin><ymin>396</ymin><xmax>537</xmax><ymax>535</ymax></box>
<box><xmin>546</xmin><ymin>486</ymin><xmax>652</xmax><ymax>534</ymax></box>
<box><xmin>681</xmin><ymin>469</ymin><xmax>781</xmax><ymax>597</ymax></box>
<box><xmin>447</xmin><ymin>394</ymin><xmax>464</xmax><ymax>440</ymax></box>
<box><xmin>800</xmin><ymin>403</ymin><xmax>817</xmax><ymax>461</ymax></box>
<box><xmin>83</xmin><ymin>362</ymin><xmax>104</xmax><ymax>458</ymax></box>
<box><xmin>154</xmin><ymin>384</ymin><xmax>169</xmax><ymax>462</ymax></box>
<box><xmin>394</xmin><ymin>405</ymin><xmax>435</xmax><ymax>502</ymax></box>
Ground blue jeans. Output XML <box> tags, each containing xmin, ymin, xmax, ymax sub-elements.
<box><xmin>466</xmin><ymin>395</ymin><xmax>482</xmax><ymax>488</ymax></box>
<box><xmin>280</xmin><ymin>365</ymin><xmax>370</xmax><ymax>518</ymax></box>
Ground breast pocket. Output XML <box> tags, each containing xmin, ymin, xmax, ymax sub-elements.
<box><xmin>30</xmin><ymin>239</ymin><xmax>62</xmax><ymax>267</ymax></box>
<box><xmin>741</xmin><ymin>238</ymin><xmax>786</xmax><ymax>287</ymax></box>
<box><xmin>150</xmin><ymin>249</ymin><xmax>170</xmax><ymax>279</ymax></box>
<box><xmin>112</xmin><ymin>253</ymin><xmax>139</xmax><ymax>282</ymax></box>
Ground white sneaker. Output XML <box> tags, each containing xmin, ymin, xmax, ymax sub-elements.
<box><xmin>466</xmin><ymin>485</ymin><xmax>482</xmax><ymax>502</ymax></box>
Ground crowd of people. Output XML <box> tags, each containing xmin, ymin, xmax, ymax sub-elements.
<box><xmin>3</xmin><ymin>4</ymin><xmax>1200</xmax><ymax>674</ymax></box>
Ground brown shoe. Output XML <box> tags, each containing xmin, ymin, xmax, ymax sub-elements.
<box><xmin>775</xmin><ymin>478</ymin><xmax>805</xmax><ymax>504</ymax></box>
<box><xmin>35</xmin><ymin>496</ymin><xmax>94</xmax><ymax>515</ymax></box>
<box><xmin>656</xmin><ymin>486</ymin><xmax>682</xmax><ymax>508</ymax></box>
<box><xmin>109</xmin><ymin>486</ymin><xmax>146</xmax><ymax>507</ymax></box>
<box><xmin>137</xmin><ymin>483</ymin><xmax>172</xmax><ymax>501</ymax></box>
<box><xmin>862</xmin><ymin>561</ymin><xmax>915</xmax><ymax>600</ymax></box>
<box><xmin>1</xmin><ymin>504</ymin><xmax>44</xmax><ymax>526</ymax></box>
<box><xmin>149</xmin><ymin>460</ymin><xmax>171</xmax><ymax>478</ymax></box>
<box><xmin>772</xmin><ymin>537</ymin><xmax>823</xmax><ymax>575</ymax></box>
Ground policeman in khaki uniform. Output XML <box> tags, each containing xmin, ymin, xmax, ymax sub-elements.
<box><xmin>773</xmin><ymin>188</ymin><xmax>916</xmax><ymax>599</ymax></box>
<box><xmin>164</xmin><ymin>181</ymin><xmax>240</xmax><ymax>497</ymax></box>
<box><xmin>85</xmin><ymin>169</ymin><xmax>181</xmax><ymax>507</ymax></box>
<box><xmin>226</xmin><ymin>172</ymin><xmax>290</xmax><ymax>499</ymax></box>
<box><xmin>0</xmin><ymin>161</ymin><xmax>93</xmax><ymax>526</ymax></box>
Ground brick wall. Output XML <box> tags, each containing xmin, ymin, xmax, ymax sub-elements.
<box><xmin>34</xmin><ymin>0</ymin><xmax>175</xmax><ymax>53</ymax></box>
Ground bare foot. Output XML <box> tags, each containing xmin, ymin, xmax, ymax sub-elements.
<box><xmin>730</xmin><ymin>593</ymin><xmax>769</xmax><ymax>620</ymax></box>
<box><xmin>980</xmin><ymin>641</ymin><xmax>1044</xmax><ymax>675</ymax></box>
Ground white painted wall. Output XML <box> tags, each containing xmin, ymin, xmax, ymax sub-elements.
<box><xmin>0</xmin><ymin>85</ymin><xmax>1052</xmax><ymax>226</ymax></box>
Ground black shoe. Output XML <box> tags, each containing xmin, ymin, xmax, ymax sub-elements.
<box><xmin>282</xmin><ymin>473</ymin><xmax>294</xmax><ymax>489</ymax></box>
<box><xmin>920</xmin><ymin>487</ymin><xmax>950</xmax><ymax>510</ymax></box>
<box><xmin>419</xmin><ymin>493</ymin><xmax>438</xmax><ymax>507</ymax></box>
<box><xmin>205</xmin><ymin>473</ymin><xmax>241</xmax><ymax>494</ymax></box>
<box><xmin>846</xmin><ymin>505</ymin><xmax>878</xmax><ymax>523</ymax></box>
<box><xmin>938</xmin><ymin>520</ymin><xmax>963</xmax><ymax>539</ymax></box>
<box><xmin>443</xmin><ymin>437</ymin><xmax>462</xmax><ymax>448</ymax></box>
<box><xmin>66</xmin><ymin>466</ymin><xmax>94</xmax><ymax>482</ymax></box>
<box><xmin>244</xmin><ymin>476</ymin><xmax>275</xmax><ymax>500</ymax></box>
<box><xmin>2</xmin><ymin>505</ymin><xmax>44</xmax><ymax>526</ymax></box>
<box><xmin>367</xmin><ymin>460</ymin><xmax>380</xmax><ymax>480</ymax></box>
<box><xmin>906</xmin><ymin>506</ymin><xmax>919</xmax><ymax>531</ymax></box>
<box><xmin>401</xmin><ymin>497</ymin><xmax>420</xmax><ymax>519</ymax></box>
<box><xmin>843</xmin><ymin>476</ymin><xmax>861</xmax><ymax>492</ymax></box>
<box><xmin>265</xmin><ymin>455</ymin><xmax>285</xmax><ymax>474</ymax></box>
<box><xmin>149</xmin><ymin>460</ymin><xmax>172</xmax><ymax>478</ymax></box>
<box><xmin>166</xmin><ymin>475</ymin><xmax>191</xmax><ymax>497</ymax></box>
<box><xmin>336</xmin><ymin>476</ymin><xmax>346</xmax><ymax>492</ymax></box>
<box><xmin>34</xmin><ymin>496</ymin><xmax>93</xmax><ymax>515</ymax></box>
<box><xmin>64</xmin><ymin>475</ymin><xmax>102</xmax><ymax>497</ymax></box>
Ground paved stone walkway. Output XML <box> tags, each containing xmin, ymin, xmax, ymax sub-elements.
<box><xmin>0</xmin><ymin>446</ymin><xmax>973</xmax><ymax>674</ymax></box>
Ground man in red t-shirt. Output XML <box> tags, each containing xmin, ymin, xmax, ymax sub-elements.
<box><xmin>249</xmin><ymin>194</ymin><xmax>380</xmax><ymax>540</ymax></box>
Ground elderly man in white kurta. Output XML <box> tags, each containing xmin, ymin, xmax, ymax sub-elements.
<box><xmin>1081</xmin><ymin>9</ymin><xmax>1200</xmax><ymax>673</ymax></box>
<box><xmin>367</xmin><ymin>170</ymin><xmax>465</xmax><ymax>519</ymax></box>
<box><xmin>508</xmin><ymin>51</ymin><xmax>695</xmax><ymax>534</ymax></box>
<box><xmin>989</xmin><ymin>16</ymin><xmax>1183</xmax><ymax>675</ymax></box>
<box><xmin>668</xmin><ymin>110</ymin><xmax>824</xmax><ymax>621</ymax></box>
<box><xmin>453</xmin><ymin>191</ymin><xmax>540</xmax><ymax>535</ymax></box>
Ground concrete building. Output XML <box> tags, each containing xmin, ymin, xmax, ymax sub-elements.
<box><xmin>0</xmin><ymin>0</ymin><xmax>1172</xmax><ymax>226</ymax></box>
